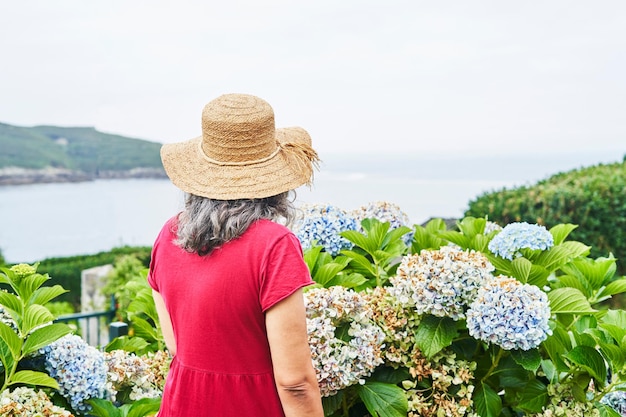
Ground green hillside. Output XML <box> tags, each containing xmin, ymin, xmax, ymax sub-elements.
<box><xmin>0</xmin><ymin>122</ymin><xmax>164</xmax><ymax>173</ymax></box>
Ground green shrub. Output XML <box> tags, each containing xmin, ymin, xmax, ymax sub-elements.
<box><xmin>465</xmin><ymin>161</ymin><xmax>626</xmax><ymax>275</ymax></box>
<box><xmin>34</xmin><ymin>246</ymin><xmax>152</xmax><ymax>309</ymax></box>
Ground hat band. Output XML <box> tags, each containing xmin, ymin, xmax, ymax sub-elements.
<box><xmin>198</xmin><ymin>140</ymin><xmax>281</xmax><ymax>166</ymax></box>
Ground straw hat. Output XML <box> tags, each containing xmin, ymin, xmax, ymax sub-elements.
<box><xmin>161</xmin><ymin>94</ymin><xmax>319</xmax><ymax>200</ymax></box>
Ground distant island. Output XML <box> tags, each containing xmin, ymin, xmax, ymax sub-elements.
<box><xmin>0</xmin><ymin>122</ymin><xmax>167</xmax><ymax>185</ymax></box>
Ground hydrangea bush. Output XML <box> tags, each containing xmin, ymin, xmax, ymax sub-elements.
<box><xmin>297</xmin><ymin>208</ymin><xmax>626</xmax><ymax>417</ymax></box>
<box><xmin>5</xmin><ymin>202</ymin><xmax>626</xmax><ymax>417</ymax></box>
<box><xmin>0</xmin><ymin>264</ymin><xmax>166</xmax><ymax>416</ymax></box>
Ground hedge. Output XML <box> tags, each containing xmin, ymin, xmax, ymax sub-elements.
<box><xmin>465</xmin><ymin>160</ymin><xmax>626</xmax><ymax>274</ymax></box>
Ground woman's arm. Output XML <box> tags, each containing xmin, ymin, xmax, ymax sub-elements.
<box><xmin>152</xmin><ymin>289</ymin><xmax>177</xmax><ymax>356</ymax></box>
<box><xmin>266</xmin><ymin>289</ymin><xmax>324</xmax><ymax>417</ymax></box>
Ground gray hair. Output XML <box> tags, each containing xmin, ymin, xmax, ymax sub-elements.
<box><xmin>175</xmin><ymin>191</ymin><xmax>295</xmax><ymax>256</ymax></box>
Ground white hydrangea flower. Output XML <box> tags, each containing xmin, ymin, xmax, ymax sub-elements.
<box><xmin>305</xmin><ymin>286</ymin><xmax>385</xmax><ymax>396</ymax></box>
<box><xmin>388</xmin><ymin>246</ymin><xmax>495</xmax><ymax>320</ymax></box>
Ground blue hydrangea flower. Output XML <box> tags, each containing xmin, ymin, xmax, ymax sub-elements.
<box><xmin>388</xmin><ymin>246</ymin><xmax>495</xmax><ymax>320</ymax></box>
<box><xmin>488</xmin><ymin>222</ymin><xmax>554</xmax><ymax>260</ymax></box>
<box><xmin>40</xmin><ymin>334</ymin><xmax>108</xmax><ymax>412</ymax></box>
<box><xmin>293</xmin><ymin>204</ymin><xmax>358</xmax><ymax>255</ymax></box>
<box><xmin>600</xmin><ymin>390</ymin><xmax>626</xmax><ymax>416</ymax></box>
<box><xmin>466</xmin><ymin>276</ymin><xmax>552</xmax><ymax>350</ymax></box>
<box><xmin>351</xmin><ymin>201</ymin><xmax>414</xmax><ymax>245</ymax></box>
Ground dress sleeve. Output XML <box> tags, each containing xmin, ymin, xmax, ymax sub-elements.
<box><xmin>260</xmin><ymin>232</ymin><xmax>314</xmax><ymax>312</ymax></box>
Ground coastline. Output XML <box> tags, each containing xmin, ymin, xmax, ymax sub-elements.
<box><xmin>0</xmin><ymin>166</ymin><xmax>167</xmax><ymax>186</ymax></box>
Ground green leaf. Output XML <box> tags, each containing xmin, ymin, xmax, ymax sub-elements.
<box><xmin>87</xmin><ymin>398</ymin><xmax>122</xmax><ymax>417</ymax></box>
<box><xmin>603</xmin><ymin>279</ymin><xmax>626</xmax><ymax>296</ymax></box>
<box><xmin>29</xmin><ymin>285</ymin><xmax>68</xmax><ymax>306</ymax></box>
<box><xmin>341</xmin><ymin>250</ymin><xmax>377</xmax><ymax>277</ymax></box>
<box><xmin>510</xmin><ymin>257</ymin><xmax>532</xmax><ymax>283</ymax></box>
<box><xmin>383</xmin><ymin>226</ymin><xmax>412</xmax><ymax>247</ymax></box>
<box><xmin>527</xmin><ymin>264</ymin><xmax>550</xmax><ymax>288</ymax></box>
<box><xmin>511</xmin><ymin>348</ymin><xmax>541</xmax><ymax>372</ymax></box>
<box><xmin>596</xmin><ymin>402</ymin><xmax>624</xmax><ymax>417</ymax></box>
<box><xmin>474</xmin><ymin>381</ymin><xmax>502</xmax><ymax>417</ymax></box>
<box><xmin>14</xmin><ymin>273</ymin><xmax>49</xmax><ymax>301</ymax></box>
<box><xmin>549</xmin><ymin>223</ymin><xmax>578</xmax><ymax>245</ymax></box>
<box><xmin>548</xmin><ymin>287</ymin><xmax>596</xmax><ymax>314</ymax></box>
<box><xmin>322</xmin><ymin>392</ymin><xmax>344</xmax><ymax>416</ymax></box>
<box><xmin>303</xmin><ymin>245</ymin><xmax>324</xmax><ymax>272</ymax></box>
<box><xmin>131</xmin><ymin>317</ymin><xmax>160</xmax><ymax>341</ymax></box>
<box><xmin>557</xmin><ymin>274</ymin><xmax>592</xmax><ymax>297</ymax></box>
<box><xmin>541</xmin><ymin>326</ymin><xmax>571</xmax><ymax>372</ymax></box>
<box><xmin>9</xmin><ymin>370</ymin><xmax>59</xmax><ymax>389</ymax></box>
<box><xmin>491</xmin><ymin>355</ymin><xmax>529</xmax><ymax>388</ymax></box>
<box><xmin>599</xmin><ymin>342</ymin><xmax>625</xmax><ymax>370</ymax></box>
<box><xmin>560</xmin><ymin>241</ymin><xmax>591</xmax><ymax>259</ymax></box>
<box><xmin>414</xmin><ymin>315</ymin><xmax>458</xmax><ymax>358</ymax></box>
<box><xmin>0</xmin><ymin>339</ymin><xmax>16</xmax><ymax>379</ymax></box>
<box><xmin>313</xmin><ymin>263</ymin><xmax>349</xmax><ymax>286</ymax></box>
<box><xmin>562</xmin><ymin>256</ymin><xmax>617</xmax><ymax>291</ymax></box>
<box><xmin>515</xmin><ymin>379</ymin><xmax>548</xmax><ymax>413</ymax></box>
<box><xmin>22</xmin><ymin>304</ymin><xmax>55</xmax><ymax>335</ymax></box>
<box><xmin>438</xmin><ymin>230</ymin><xmax>471</xmax><ymax>249</ymax></box>
<box><xmin>0</xmin><ymin>291</ymin><xmax>23</xmax><ymax>316</ymax></box>
<box><xmin>471</xmin><ymin>234</ymin><xmax>491</xmax><ymax>253</ymax></box>
<box><xmin>571</xmin><ymin>373</ymin><xmax>591</xmax><ymax>402</ymax></box>
<box><xmin>326</xmin><ymin>273</ymin><xmax>368</xmax><ymax>289</ymax></box>
<box><xmin>127</xmin><ymin>397</ymin><xmax>162</xmax><ymax>417</ymax></box>
<box><xmin>485</xmin><ymin>253</ymin><xmax>513</xmax><ymax>276</ymax></box>
<box><xmin>0</xmin><ymin>321</ymin><xmax>21</xmax><ymax>360</ymax></box>
<box><xmin>535</xmin><ymin>245</ymin><xmax>578</xmax><ymax>272</ymax></box>
<box><xmin>22</xmin><ymin>323</ymin><xmax>72</xmax><ymax>356</ymax></box>
<box><xmin>599</xmin><ymin>310</ymin><xmax>626</xmax><ymax>343</ymax></box>
<box><xmin>105</xmin><ymin>335</ymin><xmax>149</xmax><ymax>353</ymax></box>
<box><xmin>540</xmin><ymin>359</ymin><xmax>558</xmax><ymax>384</ymax></box>
<box><xmin>356</xmin><ymin>382</ymin><xmax>408</xmax><ymax>417</ymax></box>
<box><xmin>563</xmin><ymin>346</ymin><xmax>607</xmax><ymax>386</ymax></box>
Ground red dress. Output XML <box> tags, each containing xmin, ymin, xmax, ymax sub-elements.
<box><xmin>148</xmin><ymin>217</ymin><xmax>314</xmax><ymax>416</ymax></box>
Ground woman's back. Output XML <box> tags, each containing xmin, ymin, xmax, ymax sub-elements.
<box><xmin>148</xmin><ymin>218</ymin><xmax>313</xmax><ymax>416</ymax></box>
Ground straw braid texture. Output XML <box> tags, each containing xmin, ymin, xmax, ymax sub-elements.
<box><xmin>161</xmin><ymin>94</ymin><xmax>319</xmax><ymax>200</ymax></box>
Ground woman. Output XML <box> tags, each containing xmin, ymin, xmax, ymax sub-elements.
<box><xmin>148</xmin><ymin>94</ymin><xmax>324</xmax><ymax>416</ymax></box>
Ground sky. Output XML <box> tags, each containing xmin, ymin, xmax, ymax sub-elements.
<box><xmin>1</xmin><ymin>1</ymin><xmax>625</xmax><ymax>156</ymax></box>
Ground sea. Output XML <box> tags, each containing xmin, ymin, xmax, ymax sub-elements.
<box><xmin>0</xmin><ymin>150</ymin><xmax>622</xmax><ymax>264</ymax></box>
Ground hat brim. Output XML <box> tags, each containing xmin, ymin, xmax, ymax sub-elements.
<box><xmin>161</xmin><ymin>127</ymin><xmax>314</xmax><ymax>200</ymax></box>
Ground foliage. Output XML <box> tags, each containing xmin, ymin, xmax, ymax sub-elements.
<box><xmin>33</xmin><ymin>246</ymin><xmax>152</xmax><ymax>308</ymax></box>
<box><xmin>0</xmin><ymin>264</ymin><xmax>72</xmax><ymax>392</ymax></box>
<box><xmin>294</xmin><ymin>210</ymin><xmax>626</xmax><ymax>417</ymax></box>
<box><xmin>465</xmin><ymin>161</ymin><xmax>626</xmax><ymax>275</ymax></box>
<box><xmin>87</xmin><ymin>397</ymin><xmax>161</xmax><ymax>417</ymax></box>
<box><xmin>0</xmin><ymin>263</ymin><xmax>165</xmax><ymax>416</ymax></box>
<box><xmin>0</xmin><ymin>122</ymin><xmax>164</xmax><ymax>172</ymax></box>
<box><xmin>102</xmin><ymin>255</ymin><xmax>149</xmax><ymax>322</ymax></box>
<box><xmin>103</xmin><ymin>261</ymin><xmax>166</xmax><ymax>355</ymax></box>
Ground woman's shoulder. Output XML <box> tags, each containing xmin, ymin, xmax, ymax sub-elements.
<box><xmin>250</xmin><ymin>219</ymin><xmax>293</xmax><ymax>237</ymax></box>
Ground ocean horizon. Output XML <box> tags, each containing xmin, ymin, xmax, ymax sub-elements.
<box><xmin>0</xmin><ymin>150</ymin><xmax>622</xmax><ymax>264</ymax></box>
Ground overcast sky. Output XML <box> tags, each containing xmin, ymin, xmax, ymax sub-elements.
<box><xmin>1</xmin><ymin>1</ymin><xmax>625</xmax><ymax>155</ymax></box>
